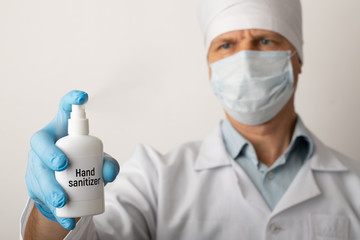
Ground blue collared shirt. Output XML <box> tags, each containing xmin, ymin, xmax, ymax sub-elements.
<box><xmin>221</xmin><ymin>117</ymin><xmax>314</xmax><ymax>210</ymax></box>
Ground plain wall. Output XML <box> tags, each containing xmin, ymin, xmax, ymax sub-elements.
<box><xmin>0</xmin><ymin>0</ymin><xmax>359</xmax><ymax>238</ymax></box>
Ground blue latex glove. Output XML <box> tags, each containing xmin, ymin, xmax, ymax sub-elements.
<box><xmin>26</xmin><ymin>90</ymin><xmax>120</xmax><ymax>230</ymax></box>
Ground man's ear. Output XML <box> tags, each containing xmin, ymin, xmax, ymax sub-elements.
<box><xmin>297</xmin><ymin>56</ymin><xmax>302</xmax><ymax>74</ymax></box>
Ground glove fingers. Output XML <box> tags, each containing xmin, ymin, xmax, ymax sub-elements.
<box><xmin>30</xmin><ymin>130</ymin><xmax>68</xmax><ymax>171</ymax></box>
<box><xmin>28</xmin><ymin>151</ymin><xmax>76</xmax><ymax>230</ymax></box>
<box><xmin>30</xmin><ymin>150</ymin><xmax>67</xmax><ymax>209</ymax></box>
<box><xmin>103</xmin><ymin>153</ymin><xmax>120</xmax><ymax>184</ymax></box>
<box><xmin>27</xmin><ymin>150</ymin><xmax>59</xmax><ymax>221</ymax></box>
<box><xmin>26</xmin><ymin>151</ymin><xmax>45</xmax><ymax>204</ymax></box>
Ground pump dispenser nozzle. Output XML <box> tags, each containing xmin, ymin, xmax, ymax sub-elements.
<box><xmin>68</xmin><ymin>104</ymin><xmax>89</xmax><ymax>135</ymax></box>
<box><xmin>71</xmin><ymin>105</ymin><xmax>86</xmax><ymax>119</ymax></box>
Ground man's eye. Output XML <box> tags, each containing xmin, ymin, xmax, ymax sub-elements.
<box><xmin>220</xmin><ymin>43</ymin><xmax>232</xmax><ymax>49</ymax></box>
<box><xmin>260</xmin><ymin>39</ymin><xmax>272</xmax><ymax>45</ymax></box>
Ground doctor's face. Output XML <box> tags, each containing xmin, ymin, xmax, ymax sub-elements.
<box><xmin>207</xmin><ymin>29</ymin><xmax>302</xmax><ymax>87</ymax></box>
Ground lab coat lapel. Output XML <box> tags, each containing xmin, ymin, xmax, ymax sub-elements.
<box><xmin>271</xmin><ymin>158</ymin><xmax>320</xmax><ymax>217</ymax></box>
<box><xmin>271</xmin><ymin>132</ymin><xmax>348</xmax><ymax>217</ymax></box>
<box><xmin>231</xmin><ymin>160</ymin><xmax>271</xmax><ymax>215</ymax></box>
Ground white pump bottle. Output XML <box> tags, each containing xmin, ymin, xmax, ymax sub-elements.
<box><xmin>55</xmin><ymin>104</ymin><xmax>104</xmax><ymax>218</ymax></box>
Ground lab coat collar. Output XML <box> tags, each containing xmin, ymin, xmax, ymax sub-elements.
<box><xmin>309</xmin><ymin>132</ymin><xmax>348</xmax><ymax>172</ymax></box>
<box><xmin>194</xmin><ymin>124</ymin><xmax>233</xmax><ymax>170</ymax></box>
<box><xmin>271</xmin><ymin>131</ymin><xmax>348</xmax><ymax>216</ymax></box>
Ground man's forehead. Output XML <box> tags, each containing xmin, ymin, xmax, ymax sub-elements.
<box><xmin>213</xmin><ymin>29</ymin><xmax>286</xmax><ymax>42</ymax></box>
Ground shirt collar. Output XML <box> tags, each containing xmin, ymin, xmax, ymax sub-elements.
<box><xmin>221</xmin><ymin>118</ymin><xmax>248</xmax><ymax>159</ymax></box>
<box><xmin>288</xmin><ymin>116</ymin><xmax>314</xmax><ymax>160</ymax></box>
<box><xmin>221</xmin><ymin>116</ymin><xmax>314</xmax><ymax>162</ymax></box>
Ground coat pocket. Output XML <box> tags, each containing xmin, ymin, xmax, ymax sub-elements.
<box><xmin>310</xmin><ymin>213</ymin><xmax>349</xmax><ymax>240</ymax></box>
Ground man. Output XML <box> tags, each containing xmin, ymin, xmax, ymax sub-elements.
<box><xmin>22</xmin><ymin>0</ymin><xmax>360</xmax><ymax>239</ymax></box>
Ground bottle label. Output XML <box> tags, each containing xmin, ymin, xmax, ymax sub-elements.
<box><xmin>55</xmin><ymin>155</ymin><xmax>104</xmax><ymax>201</ymax></box>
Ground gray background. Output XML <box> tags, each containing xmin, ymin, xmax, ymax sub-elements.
<box><xmin>1</xmin><ymin>0</ymin><xmax>359</xmax><ymax>238</ymax></box>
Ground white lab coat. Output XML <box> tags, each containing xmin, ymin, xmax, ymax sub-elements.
<box><xmin>21</xmin><ymin>123</ymin><xmax>360</xmax><ymax>240</ymax></box>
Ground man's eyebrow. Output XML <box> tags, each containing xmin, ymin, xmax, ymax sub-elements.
<box><xmin>212</xmin><ymin>37</ymin><xmax>236</xmax><ymax>44</ymax></box>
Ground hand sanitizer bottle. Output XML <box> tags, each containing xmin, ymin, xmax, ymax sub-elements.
<box><xmin>55</xmin><ymin>104</ymin><xmax>104</xmax><ymax>218</ymax></box>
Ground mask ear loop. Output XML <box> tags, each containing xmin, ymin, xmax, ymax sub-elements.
<box><xmin>290</xmin><ymin>50</ymin><xmax>297</xmax><ymax>58</ymax></box>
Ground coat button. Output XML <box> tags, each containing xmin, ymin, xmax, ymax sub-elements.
<box><xmin>268</xmin><ymin>223</ymin><xmax>283</xmax><ymax>233</ymax></box>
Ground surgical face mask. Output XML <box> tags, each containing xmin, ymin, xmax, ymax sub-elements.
<box><xmin>210</xmin><ymin>50</ymin><xmax>295</xmax><ymax>125</ymax></box>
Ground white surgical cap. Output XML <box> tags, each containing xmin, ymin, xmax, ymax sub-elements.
<box><xmin>198</xmin><ymin>0</ymin><xmax>303</xmax><ymax>62</ymax></box>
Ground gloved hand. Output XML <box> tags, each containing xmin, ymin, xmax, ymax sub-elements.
<box><xmin>25</xmin><ymin>90</ymin><xmax>120</xmax><ymax>230</ymax></box>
